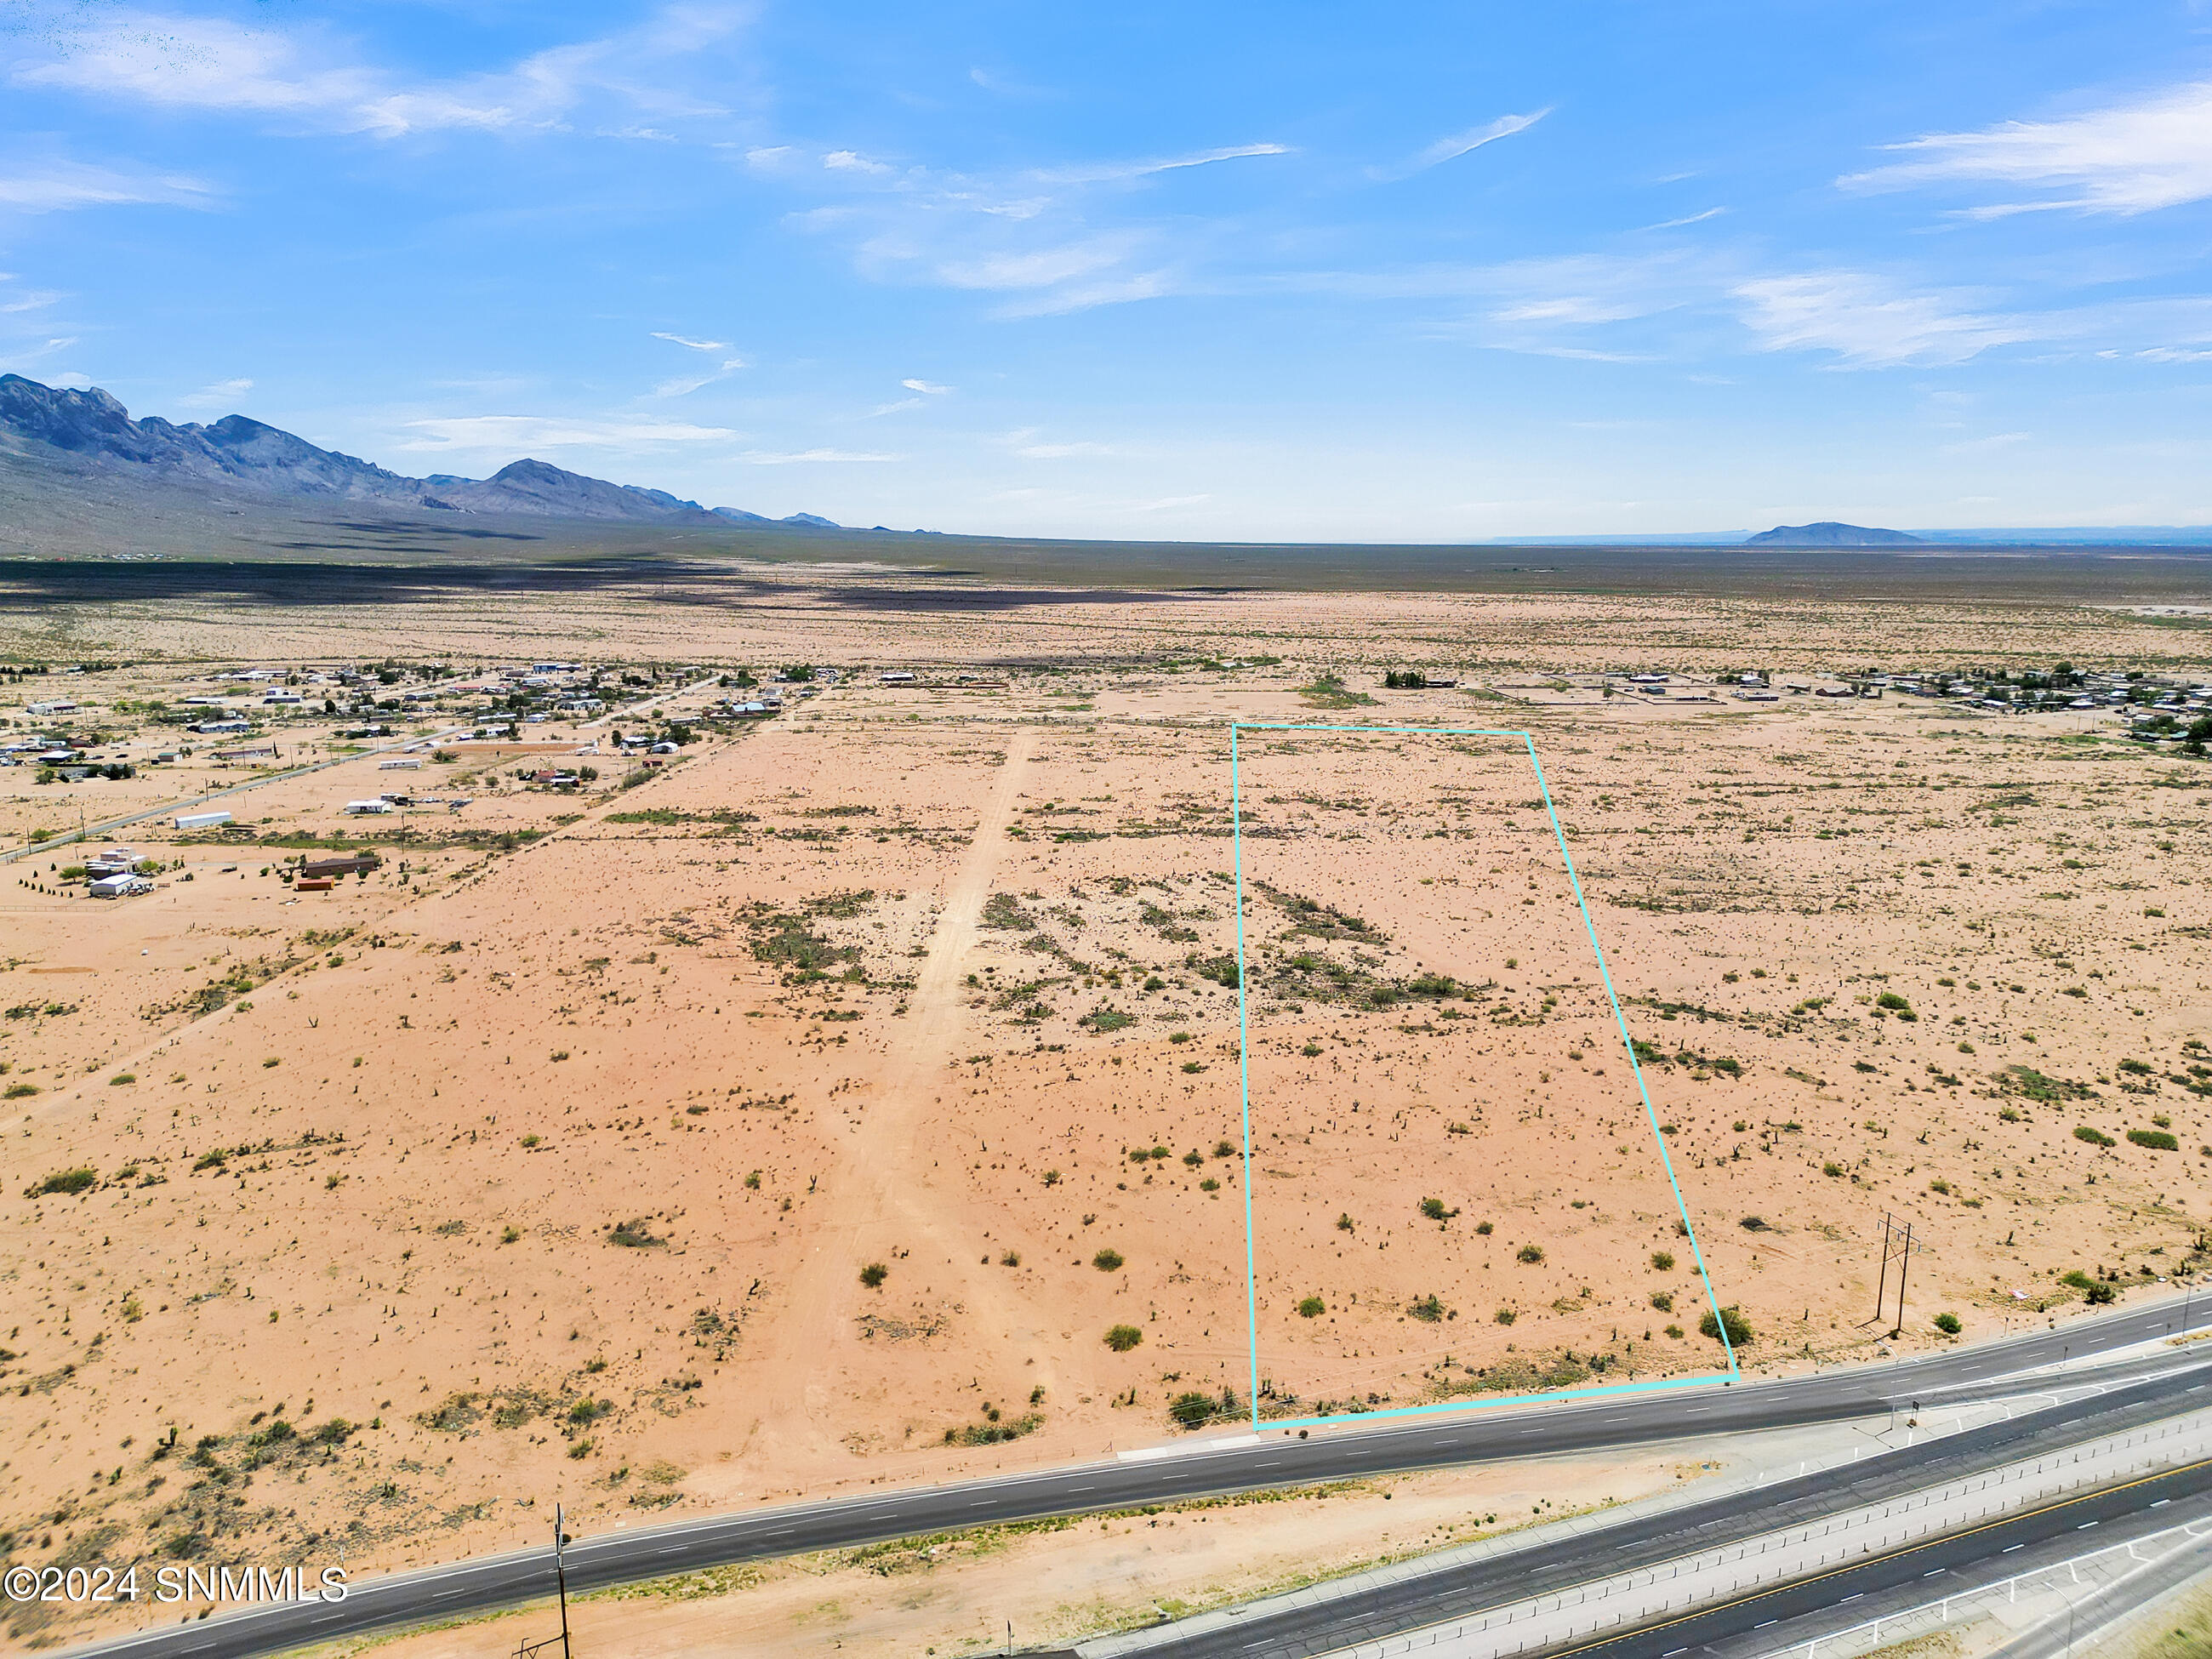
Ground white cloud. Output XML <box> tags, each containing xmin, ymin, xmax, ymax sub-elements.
<box><xmin>1027</xmin><ymin>143</ymin><xmax>1290</xmax><ymax>187</ymax></box>
<box><xmin>651</xmin><ymin>332</ymin><xmax>731</xmax><ymax>352</ymax></box>
<box><xmin>991</xmin><ymin>270</ymin><xmax>1175</xmax><ymax>316</ymax></box>
<box><xmin>1641</xmin><ymin>207</ymin><xmax>1726</xmax><ymax>231</ymax></box>
<box><xmin>0</xmin><ymin>337</ymin><xmax>80</xmax><ymax>369</ymax></box>
<box><xmin>1732</xmin><ymin>271</ymin><xmax>2038</xmax><ymax>366</ymax></box>
<box><xmin>1939</xmin><ymin>430</ymin><xmax>2032</xmax><ymax>453</ymax></box>
<box><xmin>738</xmin><ymin>448</ymin><xmax>901</xmax><ymax>464</ymax></box>
<box><xmin>176</xmin><ymin>377</ymin><xmax>254</xmax><ymax>408</ymax></box>
<box><xmin>901</xmin><ymin>378</ymin><xmax>951</xmax><ymax>394</ymax></box>
<box><xmin>1844</xmin><ymin>80</ymin><xmax>2212</xmax><ymax>216</ymax></box>
<box><xmin>1377</xmin><ymin>111</ymin><xmax>1548</xmax><ymax>180</ymax></box>
<box><xmin>1010</xmin><ymin>437</ymin><xmax>1115</xmax><ymax>459</ymax></box>
<box><xmin>0</xmin><ymin>288</ymin><xmax>61</xmax><ymax>314</ymax></box>
<box><xmin>935</xmin><ymin>236</ymin><xmax>1143</xmax><ymax>292</ymax></box>
<box><xmin>653</xmin><ymin>361</ymin><xmax>745</xmax><ymax>397</ymax></box>
<box><xmin>398</xmin><ymin>415</ymin><xmax>740</xmax><ymax>451</ymax></box>
<box><xmin>864</xmin><ymin>397</ymin><xmax>923</xmax><ymax>417</ymax></box>
<box><xmin>0</xmin><ymin>159</ymin><xmax>212</xmax><ymax>212</ymax></box>
<box><xmin>755</xmin><ymin>127</ymin><xmax>1282</xmax><ymax>315</ymax></box>
<box><xmin>12</xmin><ymin>5</ymin><xmax>750</xmax><ymax>140</ymax></box>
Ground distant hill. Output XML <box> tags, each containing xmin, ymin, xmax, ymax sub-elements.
<box><xmin>1744</xmin><ymin>522</ymin><xmax>1924</xmax><ymax>547</ymax></box>
<box><xmin>0</xmin><ymin>374</ymin><xmax>841</xmax><ymax>529</ymax></box>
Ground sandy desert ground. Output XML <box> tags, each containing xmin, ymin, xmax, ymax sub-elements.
<box><xmin>1</xmin><ymin>566</ymin><xmax>2208</xmax><ymax>1651</ymax></box>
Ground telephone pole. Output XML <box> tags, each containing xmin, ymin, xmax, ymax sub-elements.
<box><xmin>555</xmin><ymin>1504</ymin><xmax>573</xmax><ymax>1659</ymax></box>
<box><xmin>1890</xmin><ymin>1222</ymin><xmax>1913</xmax><ymax>1339</ymax></box>
<box><xmin>1873</xmin><ymin>1211</ymin><xmax>1895</xmax><ymax>1325</ymax></box>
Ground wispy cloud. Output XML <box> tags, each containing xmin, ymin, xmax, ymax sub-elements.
<box><xmin>1375</xmin><ymin>110</ymin><xmax>1548</xmax><ymax>180</ymax></box>
<box><xmin>1640</xmin><ymin>207</ymin><xmax>1726</xmax><ymax>231</ymax></box>
<box><xmin>1003</xmin><ymin>430</ymin><xmax>1116</xmax><ymax>459</ymax></box>
<box><xmin>397</xmin><ymin>415</ymin><xmax>740</xmax><ymax>451</ymax></box>
<box><xmin>1940</xmin><ymin>430</ymin><xmax>2032</xmax><ymax>453</ymax></box>
<box><xmin>1732</xmin><ymin>271</ymin><xmax>2038</xmax><ymax>366</ymax></box>
<box><xmin>864</xmin><ymin>397</ymin><xmax>923</xmax><ymax>417</ymax></box>
<box><xmin>176</xmin><ymin>376</ymin><xmax>254</xmax><ymax>409</ymax></box>
<box><xmin>1843</xmin><ymin>80</ymin><xmax>2212</xmax><ymax>216</ymax></box>
<box><xmin>738</xmin><ymin>448</ymin><xmax>901</xmax><ymax>464</ymax></box>
<box><xmin>653</xmin><ymin>363</ymin><xmax>744</xmax><ymax>397</ymax></box>
<box><xmin>0</xmin><ymin>158</ymin><xmax>212</xmax><ymax>212</ymax></box>
<box><xmin>1028</xmin><ymin>142</ymin><xmax>1290</xmax><ymax>186</ymax></box>
<box><xmin>761</xmin><ymin>133</ymin><xmax>1286</xmax><ymax>314</ymax></box>
<box><xmin>648</xmin><ymin>332</ymin><xmax>745</xmax><ymax>396</ymax></box>
<box><xmin>12</xmin><ymin>6</ymin><xmax>750</xmax><ymax>140</ymax></box>
<box><xmin>901</xmin><ymin>378</ymin><xmax>951</xmax><ymax>394</ymax></box>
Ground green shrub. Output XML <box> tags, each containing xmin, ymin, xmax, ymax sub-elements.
<box><xmin>27</xmin><ymin>1167</ymin><xmax>97</xmax><ymax>1197</ymax></box>
<box><xmin>1516</xmin><ymin>1243</ymin><xmax>1544</xmax><ymax>1264</ymax></box>
<box><xmin>1932</xmin><ymin>1312</ymin><xmax>1962</xmax><ymax>1335</ymax></box>
<box><xmin>1093</xmin><ymin>1248</ymin><xmax>1124</xmax><ymax>1272</ymax></box>
<box><xmin>1408</xmin><ymin>1294</ymin><xmax>1446</xmax><ymax>1321</ymax></box>
<box><xmin>2085</xmin><ymin>1281</ymin><xmax>2117</xmax><ymax>1305</ymax></box>
<box><xmin>1103</xmin><ymin>1324</ymin><xmax>1143</xmax><ymax>1352</ymax></box>
<box><xmin>858</xmin><ymin>1263</ymin><xmax>888</xmax><ymax>1288</ymax></box>
<box><xmin>1650</xmin><ymin>1251</ymin><xmax>1674</xmax><ymax>1271</ymax></box>
<box><xmin>2074</xmin><ymin>1125</ymin><xmax>2116</xmax><ymax>1147</ymax></box>
<box><xmin>1699</xmin><ymin>1305</ymin><xmax>1753</xmax><ymax>1346</ymax></box>
<box><xmin>2128</xmin><ymin>1128</ymin><xmax>2180</xmax><ymax>1151</ymax></box>
<box><xmin>1419</xmin><ymin>1196</ymin><xmax>1457</xmax><ymax>1222</ymax></box>
<box><xmin>1650</xmin><ymin>1291</ymin><xmax>1673</xmax><ymax>1313</ymax></box>
<box><xmin>1494</xmin><ymin>1306</ymin><xmax>1516</xmax><ymax>1325</ymax></box>
<box><xmin>1297</xmin><ymin>1297</ymin><xmax>1325</xmax><ymax>1318</ymax></box>
<box><xmin>607</xmin><ymin>1219</ymin><xmax>664</xmax><ymax>1247</ymax></box>
<box><xmin>1169</xmin><ymin>1391</ymin><xmax>1217</xmax><ymax>1429</ymax></box>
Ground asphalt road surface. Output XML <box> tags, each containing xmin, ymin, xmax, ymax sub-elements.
<box><xmin>1050</xmin><ymin>1354</ymin><xmax>2212</xmax><ymax>1659</ymax></box>
<box><xmin>1545</xmin><ymin>1457</ymin><xmax>2212</xmax><ymax>1659</ymax></box>
<box><xmin>63</xmin><ymin>1294</ymin><xmax>2212</xmax><ymax>1659</ymax></box>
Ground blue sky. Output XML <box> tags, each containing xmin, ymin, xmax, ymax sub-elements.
<box><xmin>3</xmin><ymin>1</ymin><xmax>2209</xmax><ymax>539</ymax></box>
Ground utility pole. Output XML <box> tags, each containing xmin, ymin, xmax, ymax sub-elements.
<box><xmin>1873</xmin><ymin>1211</ymin><xmax>1894</xmax><ymax>1325</ymax></box>
<box><xmin>1890</xmin><ymin>1223</ymin><xmax>1913</xmax><ymax>1340</ymax></box>
<box><xmin>555</xmin><ymin>1504</ymin><xmax>573</xmax><ymax>1659</ymax></box>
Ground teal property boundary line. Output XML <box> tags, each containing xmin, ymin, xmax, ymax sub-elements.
<box><xmin>1229</xmin><ymin>721</ymin><xmax>1739</xmax><ymax>1435</ymax></box>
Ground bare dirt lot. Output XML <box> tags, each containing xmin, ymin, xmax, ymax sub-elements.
<box><xmin>2</xmin><ymin>566</ymin><xmax>2209</xmax><ymax>1651</ymax></box>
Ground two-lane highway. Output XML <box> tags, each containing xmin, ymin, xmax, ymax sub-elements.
<box><xmin>64</xmin><ymin>1295</ymin><xmax>2212</xmax><ymax>1659</ymax></box>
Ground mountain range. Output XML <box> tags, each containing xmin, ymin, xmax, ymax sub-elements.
<box><xmin>0</xmin><ymin>375</ymin><xmax>841</xmax><ymax>529</ymax></box>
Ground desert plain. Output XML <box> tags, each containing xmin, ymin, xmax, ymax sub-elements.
<box><xmin>1</xmin><ymin>560</ymin><xmax>2209</xmax><ymax>1654</ymax></box>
